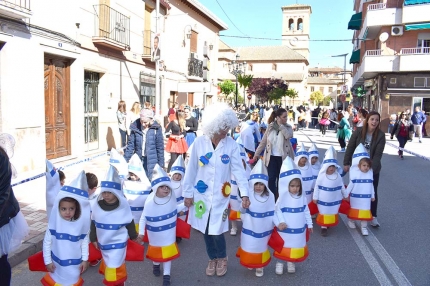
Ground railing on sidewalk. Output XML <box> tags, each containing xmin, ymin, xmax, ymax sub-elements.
<box><xmin>0</xmin><ymin>0</ymin><xmax>31</xmax><ymax>11</ymax></box>
<box><xmin>368</xmin><ymin>3</ymin><xmax>386</xmax><ymax>10</ymax></box>
<box><xmin>93</xmin><ymin>4</ymin><xmax>130</xmax><ymax>50</ymax></box>
<box><xmin>400</xmin><ymin>47</ymin><xmax>430</xmax><ymax>54</ymax></box>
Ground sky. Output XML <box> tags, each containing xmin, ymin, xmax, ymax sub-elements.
<box><xmin>198</xmin><ymin>0</ymin><xmax>354</xmax><ymax>69</ymax></box>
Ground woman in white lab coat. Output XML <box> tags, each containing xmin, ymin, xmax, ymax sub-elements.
<box><xmin>183</xmin><ymin>103</ymin><xmax>251</xmax><ymax>278</ymax></box>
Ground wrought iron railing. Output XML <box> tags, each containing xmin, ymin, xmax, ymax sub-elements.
<box><xmin>0</xmin><ymin>0</ymin><xmax>31</xmax><ymax>12</ymax></box>
<box><xmin>93</xmin><ymin>4</ymin><xmax>130</xmax><ymax>49</ymax></box>
<box><xmin>84</xmin><ymin>71</ymin><xmax>99</xmax><ymax>148</ymax></box>
<box><xmin>400</xmin><ymin>47</ymin><xmax>430</xmax><ymax>54</ymax></box>
<box><xmin>143</xmin><ymin>29</ymin><xmax>152</xmax><ymax>56</ymax></box>
<box><xmin>188</xmin><ymin>58</ymin><xmax>203</xmax><ymax>77</ymax></box>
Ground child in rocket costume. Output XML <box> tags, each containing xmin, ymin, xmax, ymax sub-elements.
<box><xmin>170</xmin><ymin>155</ymin><xmax>187</xmax><ymax>222</ymax></box>
<box><xmin>138</xmin><ymin>164</ymin><xmax>186</xmax><ymax>286</ymax></box>
<box><xmin>109</xmin><ymin>148</ymin><xmax>129</xmax><ymax>179</ymax></box>
<box><xmin>41</xmin><ymin>171</ymin><xmax>90</xmax><ymax>286</ymax></box>
<box><xmin>294</xmin><ymin>143</ymin><xmax>316</xmax><ymax>216</ymax></box>
<box><xmin>308</xmin><ymin>143</ymin><xmax>321</xmax><ymax>215</ymax></box>
<box><xmin>90</xmin><ymin>166</ymin><xmax>137</xmax><ymax>286</ymax></box>
<box><xmin>45</xmin><ymin>160</ymin><xmax>61</xmax><ymax>220</ymax></box>
<box><xmin>273</xmin><ymin>157</ymin><xmax>313</xmax><ymax>275</ymax></box>
<box><xmin>236</xmin><ymin>159</ymin><xmax>275</xmax><ymax>277</ymax></box>
<box><xmin>229</xmin><ymin>144</ymin><xmax>251</xmax><ymax>236</ymax></box>
<box><xmin>312</xmin><ymin>146</ymin><xmax>347</xmax><ymax>237</ymax></box>
<box><xmin>123</xmin><ymin>154</ymin><xmax>152</xmax><ymax>232</ymax></box>
<box><xmin>344</xmin><ymin>143</ymin><xmax>375</xmax><ymax>236</ymax></box>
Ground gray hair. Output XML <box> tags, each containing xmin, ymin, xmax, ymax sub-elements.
<box><xmin>201</xmin><ymin>103</ymin><xmax>239</xmax><ymax>138</ymax></box>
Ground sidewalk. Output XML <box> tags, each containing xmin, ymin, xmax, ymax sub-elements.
<box><xmin>8</xmin><ymin>151</ymin><xmax>110</xmax><ymax>267</ymax></box>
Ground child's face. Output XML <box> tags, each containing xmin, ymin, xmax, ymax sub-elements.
<box><xmin>60</xmin><ymin>179</ymin><xmax>65</xmax><ymax>186</ymax></box>
<box><xmin>156</xmin><ymin>185</ymin><xmax>171</xmax><ymax>198</ymax></box>
<box><xmin>326</xmin><ymin>165</ymin><xmax>336</xmax><ymax>175</ymax></box>
<box><xmin>102</xmin><ymin>191</ymin><xmax>118</xmax><ymax>204</ymax></box>
<box><xmin>172</xmin><ymin>173</ymin><xmax>182</xmax><ymax>181</ymax></box>
<box><xmin>289</xmin><ymin>181</ymin><xmax>301</xmax><ymax>195</ymax></box>
<box><xmin>359</xmin><ymin>162</ymin><xmax>370</xmax><ymax>173</ymax></box>
<box><xmin>311</xmin><ymin>157</ymin><xmax>318</xmax><ymax>165</ymax></box>
<box><xmin>254</xmin><ymin>182</ymin><xmax>265</xmax><ymax>193</ymax></box>
<box><xmin>129</xmin><ymin>172</ymin><xmax>140</xmax><ymax>181</ymax></box>
<box><xmin>298</xmin><ymin>157</ymin><xmax>308</xmax><ymax>167</ymax></box>
<box><xmin>59</xmin><ymin>201</ymin><xmax>76</xmax><ymax>221</ymax></box>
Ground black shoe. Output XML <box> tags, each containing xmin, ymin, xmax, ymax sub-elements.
<box><xmin>321</xmin><ymin>228</ymin><xmax>328</xmax><ymax>237</ymax></box>
<box><xmin>163</xmin><ymin>275</ymin><xmax>171</xmax><ymax>286</ymax></box>
<box><xmin>176</xmin><ymin>237</ymin><xmax>182</xmax><ymax>244</ymax></box>
<box><xmin>401</xmin><ymin>155</ymin><xmax>404</xmax><ymax>159</ymax></box>
<box><xmin>153</xmin><ymin>264</ymin><xmax>161</xmax><ymax>277</ymax></box>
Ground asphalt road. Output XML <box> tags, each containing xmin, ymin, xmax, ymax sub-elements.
<box><xmin>11</xmin><ymin>128</ymin><xmax>430</xmax><ymax>286</ymax></box>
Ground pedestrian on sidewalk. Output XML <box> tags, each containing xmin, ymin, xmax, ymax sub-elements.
<box><xmin>0</xmin><ymin>146</ymin><xmax>28</xmax><ymax>286</ymax></box>
<box><xmin>183</xmin><ymin>103</ymin><xmax>251</xmax><ymax>277</ymax></box>
<box><xmin>336</xmin><ymin>111</ymin><xmax>352</xmax><ymax>152</ymax></box>
<box><xmin>343</xmin><ymin>111</ymin><xmax>386</xmax><ymax>228</ymax></box>
<box><xmin>184</xmin><ymin>106</ymin><xmax>199</xmax><ymax>148</ymax></box>
<box><xmin>390</xmin><ymin>112</ymin><xmax>413</xmax><ymax>159</ymax></box>
<box><xmin>165</xmin><ymin>110</ymin><xmax>188</xmax><ymax>172</ymax></box>
<box><xmin>411</xmin><ymin>106</ymin><xmax>426</xmax><ymax>143</ymax></box>
<box><xmin>117</xmin><ymin>100</ymin><xmax>128</xmax><ymax>148</ymax></box>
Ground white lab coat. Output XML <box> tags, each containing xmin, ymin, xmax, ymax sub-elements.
<box><xmin>183</xmin><ymin>135</ymin><xmax>249</xmax><ymax>235</ymax></box>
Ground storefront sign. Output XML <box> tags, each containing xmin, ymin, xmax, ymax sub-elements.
<box><xmin>364</xmin><ymin>79</ymin><xmax>374</xmax><ymax>87</ymax></box>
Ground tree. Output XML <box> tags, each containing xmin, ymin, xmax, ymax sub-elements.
<box><xmin>285</xmin><ymin>88</ymin><xmax>298</xmax><ymax>99</ymax></box>
<box><xmin>237</xmin><ymin>74</ymin><xmax>254</xmax><ymax>90</ymax></box>
<box><xmin>310</xmin><ymin>91</ymin><xmax>324</xmax><ymax>105</ymax></box>
<box><xmin>248</xmin><ymin>78</ymin><xmax>289</xmax><ymax>103</ymax></box>
<box><xmin>323</xmin><ymin>95</ymin><xmax>332</xmax><ymax>106</ymax></box>
<box><xmin>218</xmin><ymin>80</ymin><xmax>235</xmax><ymax>98</ymax></box>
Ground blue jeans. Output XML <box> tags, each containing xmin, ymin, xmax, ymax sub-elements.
<box><xmin>268</xmin><ymin>155</ymin><xmax>283</xmax><ymax>200</ymax></box>
<box><xmin>119</xmin><ymin>128</ymin><xmax>127</xmax><ymax>148</ymax></box>
<box><xmin>203</xmin><ymin>215</ymin><xmax>226</xmax><ymax>260</ymax></box>
<box><xmin>396</xmin><ymin>135</ymin><xmax>408</xmax><ymax>156</ymax></box>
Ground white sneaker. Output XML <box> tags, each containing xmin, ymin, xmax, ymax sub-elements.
<box><xmin>347</xmin><ymin>220</ymin><xmax>356</xmax><ymax>229</ymax></box>
<box><xmin>255</xmin><ymin>267</ymin><xmax>264</xmax><ymax>277</ymax></box>
<box><xmin>361</xmin><ymin>227</ymin><xmax>369</xmax><ymax>236</ymax></box>
<box><xmin>287</xmin><ymin>262</ymin><xmax>296</xmax><ymax>273</ymax></box>
<box><xmin>338</xmin><ymin>148</ymin><xmax>346</xmax><ymax>153</ymax></box>
<box><xmin>370</xmin><ymin>217</ymin><xmax>380</xmax><ymax>227</ymax></box>
<box><xmin>230</xmin><ymin>227</ymin><xmax>237</xmax><ymax>236</ymax></box>
<box><xmin>275</xmin><ymin>262</ymin><xmax>283</xmax><ymax>275</ymax></box>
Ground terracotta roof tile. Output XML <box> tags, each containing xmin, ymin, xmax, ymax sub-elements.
<box><xmin>232</xmin><ymin>46</ymin><xmax>307</xmax><ymax>62</ymax></box>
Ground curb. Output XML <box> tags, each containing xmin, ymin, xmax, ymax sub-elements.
<box><xmin>8</xmin><ymin>232</ymin><xmax>45</xmax><ymax>268</ymax></box>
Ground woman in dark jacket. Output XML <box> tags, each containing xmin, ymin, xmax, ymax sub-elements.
<box><xmin>343</xmin><ymin>111</ymin><xmax>386</xmax><ymax>227</ymax></box>
<box><xmin>390</xmin><ymin>112</ymin><xmax>412</xmax><ymax>159</ymax></box>
<box><xmin>124</xmin><ymin>109</ymin><xmax>165</xmax><ymax>180</ymax></box>
<box><xmin>0</xmin><ymin>146</ymin><xmax>28</xmax><ymax>285</ymax></box>
<box><xmin>184</xmin><ymin>106</ymin><xmax>199</xmax><ymax>147</ymax></box>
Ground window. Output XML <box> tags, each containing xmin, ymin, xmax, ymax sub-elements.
<box><xmin>288</xmin><ymin>18</ymin><xmax>294</xmax><ymax>31</ymax></box>
<box><xmin>272</xmin><ymin>63</ymin><xmax>277</xmax><ymax>71</ymax></box>
<box><xmin>84</xmin><ymin>71</ymin><xmax>99</xmax><ymax>149</ymax></box>
<box><xmin>417</xmin><ymin>39</ymin><xmax>430</xmax><ymax>53</ymax></box>
<box><xmin>248</xmin><ymin>64</ymin><xmax>253</xmax><ymax>71</ymax></box>
<box><xmin>143</xmin><ymin>5</ymin><xmax>153</xmax><ymax>56</ymax></box>
<box><xmin>190</xmin><ymin>30</ymin><xmax>198</xmax><ymax>53</ymax></box>
<box><xmin>329</xmin><ymin>87</ymin><xmax>333</xmax><ymax>93</ymax></box>
<box><xmin>310</xmin><ymin>86</ymin><xmax>315</xmax><ymax>92</ymax></box>
<box><xmin>414</xmin><ymin>77</ymin><xmax>425</xmax><ymax>87</ymax></box>
<box><xmin>319</xmin><ymin>87</ymin><xmax>324</xmax><ymax>93</ymax></box>
<box><xmin>297</xmin><ymin>18</ymin><xmax>303</xmax><ymax>31</ymax></box>
<box><xmin>390</xmin><ymin>78</ymin><xmax>397</xmax><ymax>84</ymax></box>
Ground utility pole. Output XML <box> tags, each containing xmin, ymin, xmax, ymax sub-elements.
<box><xmin>155</xmin><ymin>0</ymin><xmax>160</xmax><ymax>116</ymax></box>
<box><xmin>331</xmin><ymin>53</ymin><xmax>348</xmax><ymax>110</ymax></box>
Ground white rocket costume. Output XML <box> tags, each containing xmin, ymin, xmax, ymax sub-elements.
<box><xmin>308</xmin><ymin>143</ymin><xmax>321</xmax><ymax>215</ymax></box>
<box><xmin>92</xmin><ymin>166</ymin><xmax>133</xmax><ymax>285</ymax></box>
<box><xmin>139</xmin><ymin>164</ymin><xmax>185</xmax><ymax>262</ymax></box>
<box><xmin>183</xmin><ymin>135</ymin><xmax>249</xmax><ymax>235</ymax></box>
<box><xmin>230</xmin><ymin>144</ymin><xmax>251</xmax><ymax>221</ymax></box>
<box><xmin>45</xmin><ymin>160</ymin><xmax>61</xmax><ymax>220</ymax></box>
<box><xmin>345</xmin><ymin>144</ymin><xmax>375</xmax><ymax>221</ymax></box>
<box><xmin>170</xmin><ymin>156</ymin><xmax>188</xmax><ymax>221</ymax></box>
<box><xmin>313</xmin><ymin>146</ymin><xmax>347</xmax><ymax>227</ymax></box>
<box><xmin>294</xmin><ymin>143</ymin><xmax>314</xmax><ymax>206</ymax></box>
<box><xmin>237</xmin><ymin>120</ymin><xmax>261</xmax><ymax>153</ymax></box>
<box><xmin>236</xmin><ymin>160</ymin><xmax>275</xmax><ymax>268</ymax></box>
<box><xmin>42</xmin><ymin>171</ymin><xmax>90</xmax><ymax>286</ymax></box>
<box><xmin>109</xmin><ymin>148</ymin><xmax>129</xmax><ymax>179</ymax></box>
<box><xmin>274</xmin><ymin>157</ymin><xmax>312</xmax><ymax>262</ymax></box>
<box><xmin>123</xmin><ymin>154</ymin><xmax>152</xmax><ymax>230</ymax></box>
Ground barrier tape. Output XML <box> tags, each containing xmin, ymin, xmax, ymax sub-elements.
<box><xmin>385</xmin><ymin>141</ymin><xmax>430</xmax><ymax>162</ymax></box>
<box><xmin>11</xmin><ymin>151</ymin><xmax>109</xmax><ymax>187</ymax></box>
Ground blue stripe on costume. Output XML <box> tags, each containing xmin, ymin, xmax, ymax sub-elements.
<box><xmin>49</xmin><ymin>230</ymin><xmax>86</xmax><ymax>242</ymax></box>
<box><xmin>124</xmin><ymin>189</ymin><xmax>151</xmax><ymax>195</ymax></box>
<box><xmin>353</xmin><ymin>152</ymin><xmax>369</xmax><ymax>158</ymax></box>
<box><xmin>98</xmin><ymin>242</ymin><xmax>127</xmax><ymax>250</ymax></box>
<box><xmin>277</xmin><ymin>225</ymin><xmax>307</xmax><ymax>234</ymax></box>
<box><xmin>146</xmin><ymin>221</ymin><xmax>177</xmax><ymax>232</ymax></box>
<box><xmin>130</xmin><ymin>206</ymin><xmax>144</xmax><ymax>211</ymax></box>
<box><xmin>280</xmin><ymin>169</ymin><xmax>301</xmax><ymax>178</ymax></box>
<box><xmin>246</xmin><ymin>209</ymin><xmax>274</xmax><ymax>218</ymax></box>
<box><xmin>242</xmin><ymin>228</ymin><xmax>273</xmax><ymax>238</ymax></box>
<box><xmin>250</xmin><ymin>174</ymin><xmax>269</xmax><ymax>181</ymax></box>
<box><xmin>318</xmin><ymin>185</ymin><xmax>342</xmax><ymax>192</ymax></box>
<box><xmin>151</xmin><ymin>177</ymin><xmax>171</xmax><ymax>187</ymax></box>
<box><xmin>317</xmin><ymin>200</ymin><xmax>342</xmax><ymax>206</ymax></box>
<box><xmin>101</xmin><ymin>181</ymin><xmax>122</xmax><ymax>191</ymax></box>
<box><xmin>93</xmin><ymin>221</ymin><xmax>128</xmax><ymax>230</ymax></box>
<box><xmin>145</xmin><ymin>210</ymin><xmax>177</xmax><ymax>222</ymax></box>
<box><xmin>351</xmin><ymin>179</ymin><xmax>373</xmax><ymax>183</ymax></box>
<box><xmin>60</xmin><ymin>186</ymin><xmax>89</xmax><ymax>198</ymax></box>
<box><xmin>350</xmin><ymin>193</ymin><xmax>372</xmax><ymax>198</ymax></box>
<box><xmin>230</xmin><ymin>195</ymin><xmax>238</xmax><ymax>200</ymax></box>
<box><xmin>51</xmin><ymin>252</ymin><xmax>82</xmax><ymax>266</ymax></box>
<box><xmin>230</xmin><ymin>180</ymin><xmax>237</xmax><ymax>185</ymax></box>
<box><xmin>281</xmin><ymin>206</ymin><xmax>306</xmax><ymax>213</ymax></box>
<box><xmin>302</xmin><ymin>176</ymin><xmax>313</xmax><ymax>181</ymax></box>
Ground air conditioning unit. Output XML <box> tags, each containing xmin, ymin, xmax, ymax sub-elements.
<box><xmin>190</xmin><ymin>52</ymin><xmax>198</xmax><ymax>59</ymax></box>
<box><xmin>391</xmin><ymin>26</ymin><xmax>403</xmax><ymax>36</ymax></box>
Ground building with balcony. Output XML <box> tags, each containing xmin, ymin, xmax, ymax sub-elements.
<box><xmin>348</xmin><ymin>0</ymin><xmax>430</xmax><ymax>132</ymax></box>
<box><xmin>0</xmin><ymin>0</ymin><xmax>227</xmax><ymax>174</ymax></box>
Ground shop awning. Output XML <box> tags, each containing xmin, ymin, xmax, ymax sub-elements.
<box><xmin>348</xmin><ymin>12</ymin><xmax>362</xmax><ymax>30</ymax></box>
<box><xmin>405</xmin><ymin>23</ymin><xmax>430</xmax><ymax>30</ymax></box>
<box><xmin>404</xmin><ymin>0</ymin><xmax>430</xmax><ymax>5</ymax></box>
<box><xmin>349</xmin><ymin>49</ymin><xmax>361</xmax><ymax>64</ymax></box>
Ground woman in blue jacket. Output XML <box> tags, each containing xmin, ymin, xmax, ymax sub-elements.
<box><xmin>124</xmin><ymin>109</ymin><xmax>165</xmax><ymax>180</ymax></box>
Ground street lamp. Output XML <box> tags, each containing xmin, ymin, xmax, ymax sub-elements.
<box><xmin>228</xmin><ymin>54</ymin><xmax>246</xmax><ymax>107</ymax></box>
<box><xmin>331</xmin><ymin>53</ymin><xmax>349</xmax><ymax>110</ymax></box>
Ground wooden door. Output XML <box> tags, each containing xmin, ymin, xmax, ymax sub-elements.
<box><xmin>44</xmin><ymin>56</ymin><xmax>71</xmax><ymax>159</ymax></box>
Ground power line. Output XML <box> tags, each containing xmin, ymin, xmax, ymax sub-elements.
<box><xmin>215</xmin><ymin>0</ymin><xmax>247</xmax><ymax>36</ymax></box>
<box><xmin>220</xmin><ymin>34</ymin><xmax>361</xmax><ymax>42</ymax></box>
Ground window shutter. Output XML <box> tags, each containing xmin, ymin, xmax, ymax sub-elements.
<box><xmin>190</xmin><ymin>31</ymin><xmax>198</xmax><ymax>53</ymax></box>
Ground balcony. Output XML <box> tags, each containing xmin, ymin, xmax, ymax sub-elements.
<box><xmin>92</xmin><ymin>4</ymin><xmax>130</xmax><ymax>51</ymax></box>
<box><xmin>359</xmin><ymin>4</ymin><xmax>402</xmax><ymax>40</ymax></box>
<box><xmin>399</xmin><ymin>47</ymin><xmax>430</xmax><ymax>71</ymax></box>
<box><xmin>352</xmin><ymin>50</ymin><xmax>399</xmax><ymax>87</ymax></box>
<box><xmin>0</xmin><ymin>0</ymin><xmax>32</xmax><ymax>19</ymax></box>
<box><xmin>403</xmin><ymin>3</ymin><xmax>430</xmax><ymax>24</ymax></box>
<box><xmin>188</xmin><ymin>57</ymin><xmax>203</xmax><ymax>80</ymax></box>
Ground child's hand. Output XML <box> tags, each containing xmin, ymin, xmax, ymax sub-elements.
<box><xmin>371</xmin><ymin>198</ymin><xmax>375</xmax><ymax>202</ymax></box>
<box><xmin>344</xmin><ymin>196</ymin><xmax>350</xmax><ymax>202</ymax></box>
<box><xmin>312</xmin><ymin>199</ymin><xmax>318</xmax><ymax>204</ymax></box>
<box><xmin>308</xmin><ymin>227</ymin><xmax>313</xmax><ymax>233</ymax></box>
<box><xmin>278</xmin><ymin>223</ymin><xmax>287</xmax><ymax>231</ymax></box>
<box><xmin>178</xmin><ymin>211</ymin><xmax>184</xmax><ymax>216</ymax></box>
<box><xmin>46</xmin><ymin>263</ymin><xmax>56</xmax><ymax>273</ymax></box>
<box><xmin>135</xmin><ymin>235</ymin><xmax>144</xmax><ymax>245</ymax></box>
<box><xmin>92</xmin><ymin>241</ymin><xmax>99</xmax><ymax>250</ymax></box>
<box><xmin>79</xmin><ymin>261</ymin><xmax>89</xmax><ymax>273</ymax></box>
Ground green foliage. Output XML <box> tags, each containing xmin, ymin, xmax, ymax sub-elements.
<box><xmin>218</xmin><ymin>80</ymin><xmax>235</xmax><ymax>97</ymax></box>
<box><xmin>310</xmin><ymin>91</ymin><xmax>324</xmax><ymax>105</ymax></box>
<box><xmin>237</xmin><ymin>74</ymin><xmax>254</xmax><ymax>89</ymax></box>
<box><xmin>323</xmin><ymin>96</ymin><xmax>332</xmax><ymax>106</ymax></box>
<box><xmin>285</xmin><ymin>88</ymin><xmax>298</xmax><ymax>99</ymax></box>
